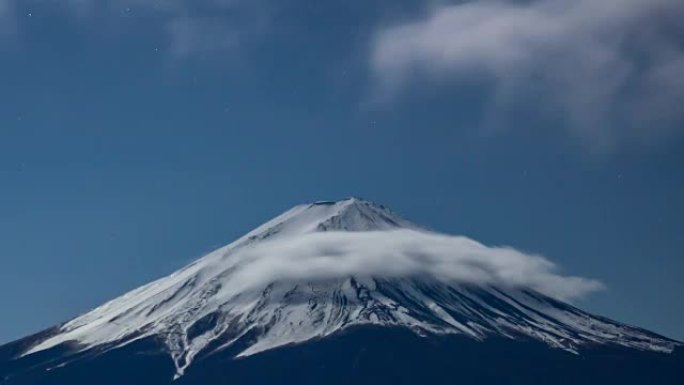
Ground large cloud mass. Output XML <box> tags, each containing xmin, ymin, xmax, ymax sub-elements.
<box><xmin>225</xmin><ymin>229</ymin><xmax>602</xmax><ymax>302</ymax></box>
<box><xmin>372</xmin><ymin>0</ymin><xmax>684</xmax><ymax>150</ymax></box>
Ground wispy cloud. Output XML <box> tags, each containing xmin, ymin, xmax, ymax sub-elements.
<box><xmin>2</xmin><ymin>0</ymin><xmax>271</xmax><ymax>58</ymax></box>
<box><xmin>371</xmin><ymin>0</ymin><xmax>684</xmax><ymax>151</ymax></box>
<box><xmin>226</xmin><ymin>230</ymin><xmax>602</xmax><ymax>302</ymax></box>
<box><xmin>165</xmin><ymin>17</ymin><xmax>241</xmax><ymax>57</ymax></box>
<box><xmin>0</xmin><ymin>0</ymin><xmax>17</xmax><ymax>37</ymax></box>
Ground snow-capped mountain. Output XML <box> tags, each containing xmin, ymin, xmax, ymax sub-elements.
<box><xmin>1</xmin><ymin>198</ymin><xmax>682</xmax><ymax>385</ymax></box>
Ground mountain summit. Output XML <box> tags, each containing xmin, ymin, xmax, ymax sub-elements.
<box><xmin>234</xmin><ymin>197</ymin><xmax>420</xmax><ymax>238</ymax></box>
<box><xmin>1</xmin><ymin>199</ymin><xmax>682</xmax><ymax>385</ymax></box>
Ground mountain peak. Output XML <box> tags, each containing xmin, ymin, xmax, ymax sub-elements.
<box><xmin>311</xmin><ymin>197</ymin><xmax>417</xmax><ymax>232</ymax></box>
<box><xmin>234</xmin><ymin>198</ymin><xmax>418</xmax><ymax>246</ymax></box>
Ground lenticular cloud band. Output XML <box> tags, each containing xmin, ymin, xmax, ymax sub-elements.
<box><xmin>227</xmin><ymin>229</ymin><xmax>602</xmax><ymax>301</ymax></box>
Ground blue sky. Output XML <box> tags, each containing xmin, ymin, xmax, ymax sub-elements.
<box><xmin>0</xmin><ymin>0</ymin><xmax>683</xmax><ymax>344</ymax></box>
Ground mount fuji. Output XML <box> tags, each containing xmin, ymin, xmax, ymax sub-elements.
<box><xmin>1</xmin><ymin>198</ymin><xmax>682</xmax><ymax>384</ymax></box>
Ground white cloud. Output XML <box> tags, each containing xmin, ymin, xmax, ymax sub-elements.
<box><xmin>225</xmin><ymin>229</ymin><xmax>602</xmax><ymax>302</ymax></box>
<box><xmin>371</xmin><ymin>0</ymin><xmax>684</xmax><ymax>151</ymax></box>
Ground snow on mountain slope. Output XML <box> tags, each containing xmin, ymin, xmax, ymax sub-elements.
<box><xmin>20</xmin><ymin>198</ymin><xmax>680</xmax><ymax>379</ymax></box>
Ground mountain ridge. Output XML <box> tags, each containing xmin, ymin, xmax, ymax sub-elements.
<box><xmin>1</xmin><ymin>198</ymin><xmax>681</xmax><ymax>383</ymax></box>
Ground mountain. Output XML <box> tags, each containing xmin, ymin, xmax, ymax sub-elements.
<box><xmin>1</xmin><ymin>198</ymin><xmax>682</xmax><ymax>385</ymax></box>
